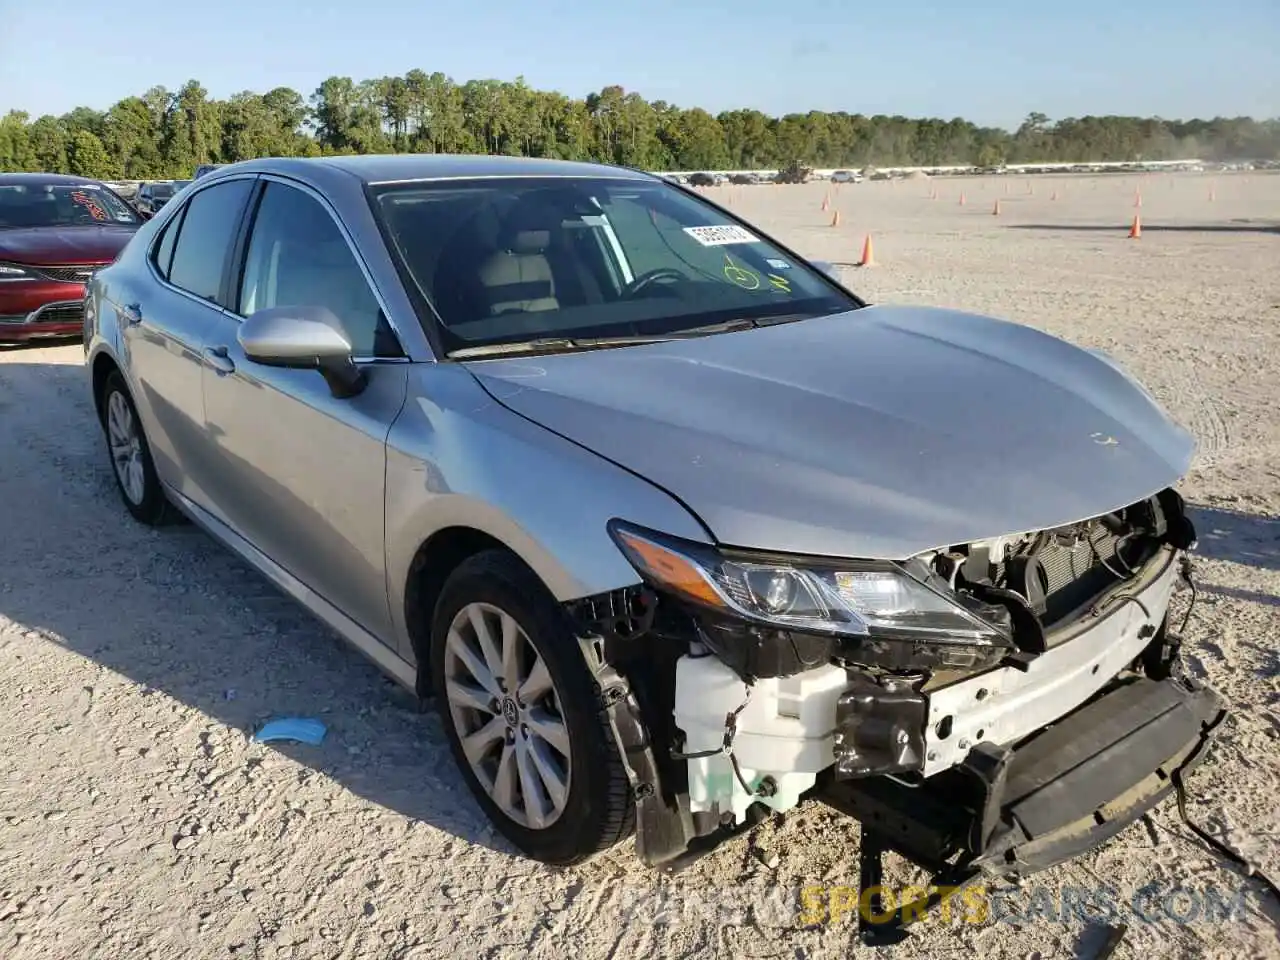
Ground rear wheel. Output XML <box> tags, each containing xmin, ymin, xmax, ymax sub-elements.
<box><xmin>430</xmin><ymin>550</ymin><xmax>634</xmax><ymax>864</ymax></box>
<box><xmin>100</xmin><ymin>371</ymin><xmax>175</xmax><ymax>526</ymax></box>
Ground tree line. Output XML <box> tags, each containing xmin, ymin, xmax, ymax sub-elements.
<box><xmin>1</xmin><ymin>73</ymin><xmax>1277</xmax><ymax>181</ymax></box>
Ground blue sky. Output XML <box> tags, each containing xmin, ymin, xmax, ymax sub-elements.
<box><xmin>1</xmin><ymin>0</ymin><xmax>1276</xmax><ymax>128</ymax></box>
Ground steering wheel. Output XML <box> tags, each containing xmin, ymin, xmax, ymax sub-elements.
<box><xmin>620</xmin><ymin>267</ymin><xmax>687</xmax><ymax>298</ymax></box>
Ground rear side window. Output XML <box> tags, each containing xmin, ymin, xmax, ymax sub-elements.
<box><xmin>166</xmin><ymin>178</ymin><xmax>255</xmax><ymax>306</ymax></box>
<box><xmin>150</xmin><ymin>213</ymin><xmax>181</xmax><ymax>279</ymax></box>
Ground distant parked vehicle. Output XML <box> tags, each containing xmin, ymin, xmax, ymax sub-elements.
<box><xmin>0</xmin><ymin>172</ymin><xmax>142</xmax><ymax>344</ymax></box>
<box><xmin>830</xmin><ymin>170</ymin><xmax>863</xmax><ymax>184</ymax></box>
<box><xmin>729</xmin><ymin>173</ymin><xmax>759</xmax><ymax>185</ymax></box>
<box><xmin>773</xmin><ymin>162</ymin><xmax>812</xmax><ymax>185</ymax></box>
<box><xmin>687</xmin><ymin>172</ymin><xmax>715</xmax><ymax>187</ymax></box>
<box><xmin>134</xmin><ymin>181</ymin><xmax>186</xmax><ymax>218</ymax></box>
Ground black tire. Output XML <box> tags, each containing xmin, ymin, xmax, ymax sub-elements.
<box><xmin>99</xmin><ymin>370</ymin><xmax>177</xmax><ymax>526</ymax></box>
<box><xmin>430</xmin><ymin>549</ymin><xmax>635</xmax><ymax>865</ymax></box>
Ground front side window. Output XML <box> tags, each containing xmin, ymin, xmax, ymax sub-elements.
<box><xmin>237</xmin><ymin>182</ymin><xmax>400</xmax><ymax>358</ymax></box>
<box><xmin>166</xmin><ymin>178</ymin><xmax>255</xmax><ymax>305</ymax></box>
<box><xmin>372</xmin><ymin>176</ymin><xmax>857</xmax><ymax>355</ymax></box>
<box><xmin>0</xmin><ymin>182</ymin><xmax>140</xmax><ymax>228</ymax></box>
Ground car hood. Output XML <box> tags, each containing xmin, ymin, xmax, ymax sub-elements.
<box><xmin>467</xmin><ymin>305</ymin><xmax>1197</xmax><ymax>560</ymax></box>
<box><xmin>0</xmin><ymin>225</ymin><xmax>138</xmax><ymax>265</ymax></box>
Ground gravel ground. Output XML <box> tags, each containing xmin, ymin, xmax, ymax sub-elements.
<box><xmin>1</xmin><ymin>171</ymin><xmax>1278</xmax><ymax>960</ymax></box>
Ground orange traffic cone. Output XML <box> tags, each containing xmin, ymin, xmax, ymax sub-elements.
<box><xmin>821</xmin><ymin>194</ymin><xmax>829</xmax><ymax>211</ymax></box>
<box><xmin>992</xmin><ymin>199</ymin><xmax>1001</xmax><ymax>216</ymax></box>
<box><xmin>1208</xmin><ymin>186</ymin><xmax>1216</xmax><ymax>202</ymax></box>
<box><xmin>959</xmin><ymin>192</ymin><xmax>966</xmax><ymax>206</ymax></box>
<box><xmin>857</xmin><ymin>234</ymin><xmax>875</xmax><ymax>267</ymax></box>
<box><xmin>830</xmin><ymin>210</ymin><xmax>841</xmax><ymax>227</ymax></box>
<box><xmin>1134</xmin><ymin>188</ymin><xmax>1142</xmax><ymax>208</ymax></box>
<box><xmin>1128</xmin><ymin>214</ymin><xmax>1141</xmax><ymax>239</ymax></box>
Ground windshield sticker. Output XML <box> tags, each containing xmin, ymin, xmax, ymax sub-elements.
<box><xmin>767</xmin><ymin>273</ymin><xmax>791</xmax><ymax>293</ymax></box>
<box><xmin>722</xmin><ymin>254</ymin><xmax>760</xmax><ymax>290</ymax></box>
<box><xmin>70</xmin><ymin>190</ymin><xmax>108</xmax><ymax>222</ymax></box>
<box><xmin>684</xmin><ymin>224</ymin><xmax>760</xmax><ymax>246</ymax></box>
<box><xmin>765</xmin><ymin>258</ymin><xmax>791</xmax><ymax>270</ymax></box>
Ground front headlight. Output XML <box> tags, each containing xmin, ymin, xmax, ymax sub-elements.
<box><xmin>609</xmin><ymin>521</ymin><xmax>1015</xmax><ymax>671</ymax></box>
<box><xmin>0</xmin><ymin>262</ymin><xmax>36</xmax><ymax>281</ymax></box>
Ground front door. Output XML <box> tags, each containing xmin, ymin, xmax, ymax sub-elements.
<box><xmin>199</xmin><ymin>178</ymin><xmax>409</xmax><ymax>642</ymax></box>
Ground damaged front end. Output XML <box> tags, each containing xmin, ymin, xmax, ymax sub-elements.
<box><xmin>567</xmin><ymin>488</ymin><xmax>1226</xmax><ymax>922</ymax></box>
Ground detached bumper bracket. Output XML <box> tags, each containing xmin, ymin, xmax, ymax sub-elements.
<box><xmin>822</xmin><ymin>672</ymin><xmax>1227</xmax><ymax>943</ymax></box>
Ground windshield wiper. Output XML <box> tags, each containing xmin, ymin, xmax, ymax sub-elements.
<box><xmin>448</xmin><ymin>334</ymin><xmax>680</xmax><ymax>359</ymax></box>
<box><xmin>446</xmin><ymin>313</ymin><xmax>832</xmax><ymax>359</ymax></box>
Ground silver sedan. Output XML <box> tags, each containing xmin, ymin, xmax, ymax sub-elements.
<box><xmin>84</xmin><ymin>156</ymin><xmax>1225</xmax><ymax>902</ymax></box>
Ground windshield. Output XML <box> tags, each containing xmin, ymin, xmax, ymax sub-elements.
<box><xmin>372</xmin><ymin>176</ymin><xmax>857</xmax><ymax>355</ymax></box>
<box><xmin>0</xmin><ymin>182</ymin><xmax>140</xmax><ymax>228</ymax></box>
<box><xmin>150</xmin><ymin>183</ymin><xmax>176</xmax><ymax>198</ymax></box>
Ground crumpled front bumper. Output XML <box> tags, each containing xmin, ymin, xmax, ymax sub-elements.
<box><xmin>821</xmin><ymin>670</ymin><xmax>1226</xmax><ymax>878</ymax></box>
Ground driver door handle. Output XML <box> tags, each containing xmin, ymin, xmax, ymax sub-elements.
<box><xmin>203</xmin><ymin>345</ymin><xmax>236</xmax><ymax>375</ymax></box>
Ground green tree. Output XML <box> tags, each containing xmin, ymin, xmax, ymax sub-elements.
<box><xmin>3</xmin><ymin>71</ymin><xmax>1276</xmax><ymax>178</ymax></box>
<box><xmin>67</xmin><ymin>130</ymin><xmax>119</xmax><ymax>179</ymax></box>
<box><xmin>0</xmin><ymin>111</ymin><xmax>37</xmax><ymax>171</ymax></box>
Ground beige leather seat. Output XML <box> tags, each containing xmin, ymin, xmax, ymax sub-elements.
<box><xmin>475</xmin><ymin>229</ymin><xmax>559</xmax><ymax>316</ymax></box>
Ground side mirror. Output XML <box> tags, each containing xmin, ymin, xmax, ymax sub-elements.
<box><xmin>237</xmin><ymin>305</ymin><xmax>366</xmax><ymax>398</ymax></box>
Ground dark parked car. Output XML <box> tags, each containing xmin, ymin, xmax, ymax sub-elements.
<box><xmin>0</xmin><ymin>173</ymin><xmax>142</xmax><ymax>344</ymax></box>
<box><xmin>687</xmin><ymin>172</ymin><xmax>715</xmax><ymax>187</ymax></box>
<box><xmin>134</xmin><ymin>180</ymin><xmax>190</xmax><ymax>218</ymax></box>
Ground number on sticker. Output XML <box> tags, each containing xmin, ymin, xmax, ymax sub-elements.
<box><xmin>683</xmin><ymin>225</ymin><xmax>760</xmax><ymax>246</ymax></box>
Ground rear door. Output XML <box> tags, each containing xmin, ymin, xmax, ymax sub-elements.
<box><xmin>198</xmin><ymin>176</ymin><xmax>409</xmax><ymax>641</ymax></box>
<box><xmin>123</xmin><ymin>175</ymin><xmax>256</xmax><ymax>508</ymax></box>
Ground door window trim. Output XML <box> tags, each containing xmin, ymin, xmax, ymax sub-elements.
<box><xmin>228</xmin><ymin>173</ymin><xmax>409</xmax><ymax>363</ymax></box>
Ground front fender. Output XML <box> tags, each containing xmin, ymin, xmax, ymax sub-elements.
<box><xmin>384</xmin><ymin>363</ymin><xmax>711</xmax><ymax>658</ymax></box>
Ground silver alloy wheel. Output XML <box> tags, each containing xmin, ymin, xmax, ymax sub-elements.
<box><xmin>444</xmin><ymin>601</ymin><xmax>572</xmax><ymax>829</ymax></box>
<box><xmin>106</xmin><ymin>390</ymin><xmax>146</xmax><ymax>506</ymax></box>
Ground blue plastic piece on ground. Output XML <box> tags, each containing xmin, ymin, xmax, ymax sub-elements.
<box><xmin>253</xmin><ymin>717</ymin><xmax>327</xmax><ymax>745</ymax></box>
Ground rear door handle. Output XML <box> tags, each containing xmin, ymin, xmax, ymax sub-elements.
<box><xmin>203</xmin><ymin>345</ymin><xmax>236</xmax><ymax>375</ymax></box>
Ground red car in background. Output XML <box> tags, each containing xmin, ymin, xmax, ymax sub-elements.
<box><xmin>0</xmin><ymin>173</ymin><xmax>143</xmax><ymax>345</ymax></box>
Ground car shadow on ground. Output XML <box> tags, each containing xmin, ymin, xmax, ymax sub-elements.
<box><xmin>1187</xmin><ymin>504</ymin><xmax>1280</xmax><ymax>572</ymax></box>
<box><xmin>0</xmin><ymin>357</ymin><xmax>518</xmax><ymax>860</ymax></box>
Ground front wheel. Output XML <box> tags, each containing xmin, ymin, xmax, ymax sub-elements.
<box><xmin>430</xmin><ymin>550</ymin><xmax>634</xmax><ymax>864</ymax></box>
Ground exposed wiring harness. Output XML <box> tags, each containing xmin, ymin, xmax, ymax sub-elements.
<box><xmin>1168</xmin><ymin>708</ymin><xmax>1280</xmax><ymax>904</ymax></box>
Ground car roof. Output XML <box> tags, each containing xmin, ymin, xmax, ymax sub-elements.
<box><xmin>0</xmin><ymin>172</ymin><xmax>106</xmax><ymax>187</ymax></box>
<box><xmin>204</xmin><ymin>154</ymin><xmax>655</xmax><ymax>186</ymax></box>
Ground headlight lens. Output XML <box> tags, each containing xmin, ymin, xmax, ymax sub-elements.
<box><xmin>0</xmin><ymin>262</ymin><xmax>36</xmax><ymax>281</ymax></box>
<box><xmin>609</xmin><ymin>522</ymin><xmax>1013</xmax><ymax>653</ymax></box>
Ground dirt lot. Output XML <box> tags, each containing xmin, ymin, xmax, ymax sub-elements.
<box><xmin>1</xmin><ymin>172</ymin><xmax>1278</xmax><ymax>960</ymax></box>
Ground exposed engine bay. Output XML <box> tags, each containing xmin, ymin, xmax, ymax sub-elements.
<box><xmin>567</xmin><ymin>486</ymin><xmax>1218</xmax><ymax>887</ymax></box>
